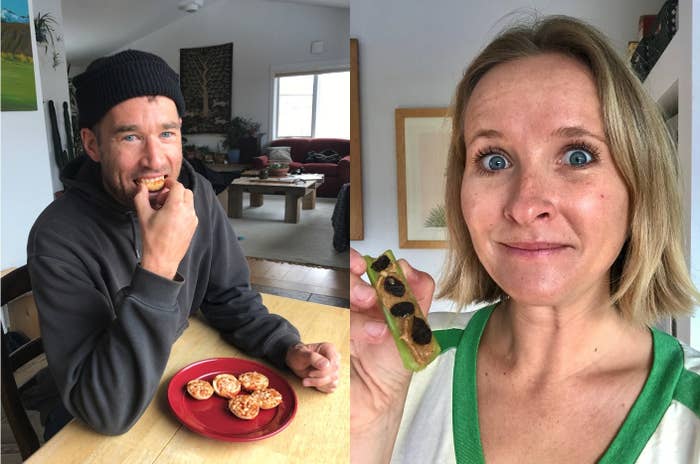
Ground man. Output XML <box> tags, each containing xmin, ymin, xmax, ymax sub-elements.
<box><xmin>27</xmin><ymin>50</ymin><xmax>339</xmax><ymax>437</ymax></box>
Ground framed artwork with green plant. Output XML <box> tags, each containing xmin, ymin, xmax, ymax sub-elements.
<box><xmin>1</xmin><ymin>0</ymin><xmax>38</xmax><ymax>111</ymax></box>
<box><xmin>395</xmin><ymin>107</ymin><xmax>451</xmax><ymax>248</ymax></box>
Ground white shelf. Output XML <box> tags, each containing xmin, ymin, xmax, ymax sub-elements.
<box><xmin>643</xmin><ymin>33</ymin><xmax>680</xmax><ymax>115</ymax></box>
<box><xmin>642</xmin><ymin>0</ymin><xmax>699</xmax><ymax>349</ymax></box>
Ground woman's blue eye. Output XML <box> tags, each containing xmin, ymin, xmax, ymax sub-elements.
<box><xmin>480</xmin><ymin>154</ymin><xmax>510</xmax><ymax>171</ymax></box>
<box><xmin>563</xmin><ymin>149</ymin><xmax>593</xmax><ymax>166</ymax></box>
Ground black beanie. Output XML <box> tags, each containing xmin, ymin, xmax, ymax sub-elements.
<box><xmin>73</xmin><ymin>49</ymin><xmax>186</xmax><ymax>129</ymax></box>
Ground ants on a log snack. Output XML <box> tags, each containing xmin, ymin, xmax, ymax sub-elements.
<box><xmin>363</xmin><ymin>250</ymin><xmax>440</xmax><ymax>371</ymax></box>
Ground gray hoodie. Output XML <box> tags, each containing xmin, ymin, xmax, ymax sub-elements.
<box><xmin>27</xmin><ymin>156</ymin><xmax>300</xmax><ymax>435</ymax></box>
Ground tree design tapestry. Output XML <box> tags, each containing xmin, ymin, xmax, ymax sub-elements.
<box><xmin>179</xmin><ymin>42</ymin><xmax>232</xmax><ymax>134</ymax></box>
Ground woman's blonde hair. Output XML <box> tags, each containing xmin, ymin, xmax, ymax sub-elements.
<box><xmin>438</xmin><ymin>15</ymin><xmax>699</xmax><ymax>325</ymax></box>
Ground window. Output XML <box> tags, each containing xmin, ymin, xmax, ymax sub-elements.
<box><xmin>274</xmin><ymin>70</ymin><xmax>350</xmax><ymax>139</ymax></box>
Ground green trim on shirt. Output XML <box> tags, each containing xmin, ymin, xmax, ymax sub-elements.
<box><xmin>598</xmin><ymin>328</ymin><xmax>683</xmax><ymax>463</ymax></box>
<box><xmin>447</xmin><ymin>306</ymin><xmax>689</xmax><ymax>464</ymax></box>
<box><xmin>435</xmin><ymin>328</ymin><xmax>464</xmax><ymax>352</ymax></box>
<box><xmin>453</xmin><ymin>305</ymin><xmax>495</xmax><ymax>464</ymax></box>
<box><xmin>675</xmin><ymin>368</ymin><xmax>700</xmax><ymax>415</ymax></box>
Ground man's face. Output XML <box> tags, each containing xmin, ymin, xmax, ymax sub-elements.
<box><xmin>81</xmin><ymin>96</ymin><xmax>182</xmax><ymax>208</ymax></box>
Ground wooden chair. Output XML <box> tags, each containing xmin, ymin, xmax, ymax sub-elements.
<box><xmin>1</xmin><ymin>265</ymin><xmax>43</xmax><ymax>459</ymax></box>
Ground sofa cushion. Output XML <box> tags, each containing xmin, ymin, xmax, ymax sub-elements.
<box><xmin>267</xmin><ymin>146</ymin><xmax>293</xmax><ymax>164</ymax></box>
<box><xmin>268</xmin><ymin>138</ymin><xmax>349</xmax><ymax>163</ymax></box>
<box><xmin>302</xmin><ymin>163</ymin><xmax>339</xmax><ymax>177</ymax></box>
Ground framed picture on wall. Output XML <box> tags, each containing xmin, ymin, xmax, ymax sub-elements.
<box><xmin>395</xmin><ymin>107</ymin><xmax>451</xmax><ymax>248</ymax></box>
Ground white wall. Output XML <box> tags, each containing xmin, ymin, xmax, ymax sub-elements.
<box><xmin>1</xmin><ymin>0</ymin><xmax>56</xmax><ymax>269</ymax></box>
<box><xmin>120</xmin><ymin>0</ymin><xmax>350</xmax><ymax>150</ymax></box>
<box><xmin>350</xmin><ymin>0</ymin><xmax>666</xmax><ymax>312</ymax></box>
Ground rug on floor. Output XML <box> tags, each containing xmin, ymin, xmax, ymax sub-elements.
<box><xmin>229</xmin><ymin>193</ymin><xmax>349</xmax><ymax>269</ymax></box>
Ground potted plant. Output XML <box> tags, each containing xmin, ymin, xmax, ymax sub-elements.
<box><xmin>222</xmin><ymin>116</ymin><xmax>262</xmax><ymax>163</ymax></box>
<box><xmin>268</xmin><ymin>162</ymin><xmax>289</xmax><ymax>177</ymax></box>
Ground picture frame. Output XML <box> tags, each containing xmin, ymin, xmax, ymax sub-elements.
<box><xmin>395</xmin><ymin>107</ymin><xmax>451</xmax><ymax>248</ymax></box>
<box><xmin>350</xmin><ymin>38</ymin><xmax>364</xmax><ymax>240</ymax></box>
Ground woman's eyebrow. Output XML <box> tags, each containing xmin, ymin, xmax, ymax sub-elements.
<box><xmin>552</xmin><ymin>126</ymin><xmax>607</xmax><ymax>143</ymax></box>
<box><xmin>466</xmin><ymin>128</ymin><xmax>503</xmax><ymax>146</ymax></box>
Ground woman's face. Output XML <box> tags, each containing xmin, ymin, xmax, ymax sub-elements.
<box><xmin>461</xmin><ymin>53</ymin><xmax>629</xmax><ymax>308</ymax></box>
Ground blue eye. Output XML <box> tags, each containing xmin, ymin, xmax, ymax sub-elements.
<box><xmin>480</xmin><ymin>154</ymin><xmax>510</xmax><ymax>171</ymax></box>
<box><xmin>161</xmin><ymin>131</ymin><xmax>175</xmax><ymax>138</ymax></box>
<box><xmin>122</xmin><ymin>134</ymin><xmax>138</xmax><ymax>142</ymax></box>
<box><xmin>563</xmin><ymin>149</ymin><xmax>593</xmax><ymax>166</ymax></box>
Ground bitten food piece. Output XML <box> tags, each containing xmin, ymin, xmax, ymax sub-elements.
<box><xmin>238</xmin><ymin>371</ymin><xmax>269</xmax><ymax>391</ymax></box>
<box><xmin>186</xmin><ymin>379</ymin><xmax>214</xmax><ymax>400</ymax></box>
<box><xmin>364</xmin><ymin>250</ymin><xmax>441</xmax><ymax>371</ymax></box>
<box><xmin>212</xmin><ymin>373</ymin><xmax>241</xmax><ymax>399</ymax></box>
<box><xmin>251</xmin><ymin>388</ymin><xmax>283</xmax><ymax>409</ymax></box>
<box><xmin>228</xmin><ymin>394</ymin><xmax>260</xmax><ymax>420</ymax></box>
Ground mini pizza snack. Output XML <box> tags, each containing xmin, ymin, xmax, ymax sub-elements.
<box><xmin>238</xmin><ymin>371</ymin><xmax>269</xmax><ymax>391</ymax></box>
<box><xmin>212</xmin><ymin>373</ymin><xmax>241</xmax><ymax>399</ymax></box>
<box><xmin>228</xmin><ymin>394</ymin><xmax>261</xmax><ymax>420</ymax></box>
<box><xmin>184</xmin><ymin>369</ymin><xmax>284</xmax><ymax>422</ymax></box>
<box><xmin>186</xmin><ymin>379</ymin><xmax>214</xmax><ymax>400</ymax></box>
<box><xmin>140</xmin><ymin>175</ymin><xmax>166</xmax><ymax>192</ymax></box>
<box><xmin>364</xmin><ymin>250</ymin><xmax>441</xmax><ymax>371</ymax></box>
<box><xmin>251</xmin><ymin>388</ymin><xmax>283</xmax><ymax>409</ymax></box>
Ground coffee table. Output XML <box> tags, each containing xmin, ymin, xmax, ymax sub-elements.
<box><xmin>227</xmin><ymin>174</ymin><xmax>325</xmax><ymax>223</ymax></box>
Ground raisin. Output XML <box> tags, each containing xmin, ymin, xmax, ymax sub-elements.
<box><xmin>390</xmin><ymin>301</ymin><xmax>415</xmax><ymax>318</ymax></box>
<box><xmin>371</xmin><ymin>254</ymin><xmax>390</xmax><ymax>272</ymax></box>
<box><xmin>383</xmin><ymin>276</ymin><xmax>406</xmax><ymax>297</ymax></box>
<box><xmin>411</xmin><ymin>318</ymin><xmax>432</xmax><ymax>345</ymax></box>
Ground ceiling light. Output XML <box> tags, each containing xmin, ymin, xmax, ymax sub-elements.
<box><xmin>178</xmin><ymin>0</ymin><xmax>204</xmax><ymax>13</ymax></box>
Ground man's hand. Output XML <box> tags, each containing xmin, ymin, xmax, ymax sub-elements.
<box><xmin>134</xmin><ymin>178</ymin><xmax>198</xmax><ymax>279</ymax></box>
<box><xmin>285</xmin><ymin>342</ymin><xmax>340</xmax><ymax>393</ymax></box>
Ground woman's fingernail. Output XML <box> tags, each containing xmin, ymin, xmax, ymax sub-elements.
<box><xmin>354</xmin><ymin>283</ymin><xmax>375</xmax><ymax>301</ymax></box>
<box><xmin>363</xmin><ymin>321</ymin><xmax>387</xmax><ymax>338</ymax></box>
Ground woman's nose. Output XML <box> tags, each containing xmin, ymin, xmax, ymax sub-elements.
<box><xmin>503</xmin><ymin>170</ymin><xmax>556</xmax><ymax>225</ymax></box>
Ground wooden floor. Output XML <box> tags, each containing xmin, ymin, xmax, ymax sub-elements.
<box><xmin>246</xmin><ymin>257</ymin><xmax>349</xmax><ymax>308</ymax></box>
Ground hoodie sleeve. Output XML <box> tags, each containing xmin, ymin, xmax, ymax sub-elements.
<box><xmin>27</xmin><ymin>246</ymin><xmax>183</xmax><ymax>436</ymax></box>
<box><xmin>197</xmin><ymin>185</ymin><xmax>301</xmax><ymax>369</ymax></box>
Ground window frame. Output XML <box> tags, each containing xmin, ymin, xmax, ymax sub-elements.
<box><xmin>272</xmin><ymin>67</ymin><xmax>349</xmax><ymax>139</ymax></box>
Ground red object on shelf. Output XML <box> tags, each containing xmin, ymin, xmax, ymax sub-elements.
<box><xmin>639</xmin><ymin>14</ymin><xmax>657</xmax><ymax>40</ymax></box>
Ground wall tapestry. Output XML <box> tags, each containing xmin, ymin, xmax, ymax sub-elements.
<box><xmin>1</xmin><ymin>0</ymin><xmax>38</xmax><ymax>111</ymax></box>
<box><xmin>179</xmin><ymin>42</ymin><xmax>232</xmax><ymax>134</ymax></box>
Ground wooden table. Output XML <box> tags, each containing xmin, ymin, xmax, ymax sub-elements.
<box><xmin>26</xmin><ymin>294</ymin><xmax>349</xmax><ymax>464</ymax></box>
<box><xmin>228</xmin><ymin>175</ymin><xmax>324</xmax><ymax>223</ymax></box>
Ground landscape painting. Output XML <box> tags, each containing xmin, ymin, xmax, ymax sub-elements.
<box><xmin>1</xmin><ymin>0</ymin><xmax>38</xmax><ymax>111</ymax></box>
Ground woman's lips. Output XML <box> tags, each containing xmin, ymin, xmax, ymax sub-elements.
<box><xmin>499</xmin><ymin>242</ymin><xmax>571</xmax><ymax>256</ymax></box>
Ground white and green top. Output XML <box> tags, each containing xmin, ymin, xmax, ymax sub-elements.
<box><xmin>391</xmin><ymin>305</ymin><xmax>700</xmax><ymax>464</ymax></box>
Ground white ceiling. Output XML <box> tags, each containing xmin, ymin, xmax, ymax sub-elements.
<box><xmin>61</xmin><ymin>0</ymin><xmax>348</xmax><ymax>68</ymax></box>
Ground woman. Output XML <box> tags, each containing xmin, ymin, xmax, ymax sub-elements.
<box><xmin>351</xmin><ymin>16</ymin><xmax>699</xmax><ymax>464</ymax></box>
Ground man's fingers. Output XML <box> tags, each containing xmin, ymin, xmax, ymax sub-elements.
<box><xmin>133</xmin><ymin>182</ymin><xmax>153</xmax><ymax>217</ymax></box>
<box><xmin>316</xmin><ymin>343</ymin><xmax>340</xmax><ymax>367</ymax></box>
<box><xmin>302</xmin><ymin>374</ymin><xmax>338</xmax><ymax>389</ymax></box>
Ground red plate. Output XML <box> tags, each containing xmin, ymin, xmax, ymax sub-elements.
<box><xmin>168</xmin><ymin>357</ymin><xmax>297</xmax><ymax>441</ymax></box>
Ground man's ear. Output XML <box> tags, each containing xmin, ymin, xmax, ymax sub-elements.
<box><xmin>81</xmin><ymin>128</ymin><xmax>101</xmax><ymax>162</ymax></box>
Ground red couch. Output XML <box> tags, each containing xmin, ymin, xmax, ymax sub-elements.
<box><xmin>253</xmin><ymin>138</ymin><xmax>350</xmax><ymax>198</ymax></box>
